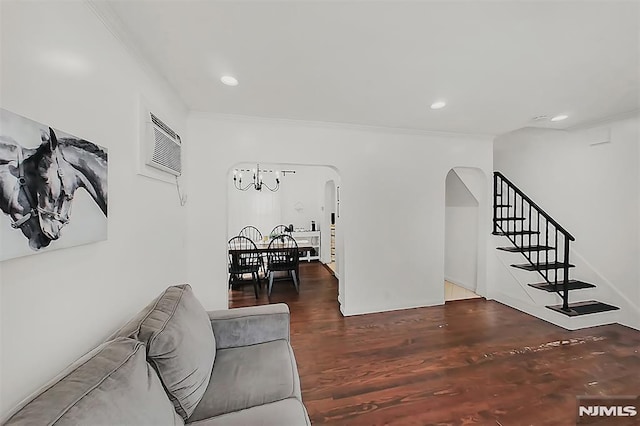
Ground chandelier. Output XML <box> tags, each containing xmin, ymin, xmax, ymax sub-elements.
<box><xmin>233</xmin><ymin>163</ymin><xmax>294</xmax><ymax>192</ymax></box>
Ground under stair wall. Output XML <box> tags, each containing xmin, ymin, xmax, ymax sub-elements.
<box><xmin>490</xmin><ymin>115</ymin><xmax>639</xmax><ymax>330</ymax></box>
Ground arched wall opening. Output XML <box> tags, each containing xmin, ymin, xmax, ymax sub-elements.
<box><xmin>444</xmin><ymin>167</ymin><xmax>488</xmax><ymax>300</ymax></box>
<box><xmin>226</xmin><ymin>162</ymin><xmax>342</xmax><ymax>305</ymax></box>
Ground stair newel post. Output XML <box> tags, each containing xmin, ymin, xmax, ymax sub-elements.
<box><xmin>493</xmin><ymin>173</ymin><xmax>498</xmax><ymax>234</ymax></box>
<box><xmin>562</xmin><ymin>237</ymin><xmax>570</xmax><ymax>311</ymax></box>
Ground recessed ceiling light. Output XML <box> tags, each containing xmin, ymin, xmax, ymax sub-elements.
<box><xmin>430</xmin><ymin>101</ymin><xmax>446</xmax><ymax>110</ymax></box>
<box><xmin>551</xmin><ymin>114</ymin><xmax>568</xmax><ymax>122</ymax></box>
<box><xmin>221</xmin><ymin>75</ymin><xmax>238</xmax><ymax>86</ymax></box>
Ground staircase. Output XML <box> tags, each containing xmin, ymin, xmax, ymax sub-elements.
<box><xmin>492</xmin><ymin>172</ymin><xmax>619</xmax><ymax>317</ymax></box>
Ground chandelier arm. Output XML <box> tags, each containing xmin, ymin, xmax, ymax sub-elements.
<box><xmin>233</xmin><ymin>163</ymin><xmax>282</xmax><ymax>192</ymax></box>
<box><xmin>234</xmin><ymin>180</ymin><xmax>254</xmax><ymax>191</ymax></box>
<box><xmin>261</xmin><ymin>181</ymin><xmax>280</xmax><ymax>192</ymax></box>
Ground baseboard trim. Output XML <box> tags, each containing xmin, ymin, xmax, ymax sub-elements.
<box><xmin>341</xmin><ymin>298</ymin><xmax>443</xmax><ymax>317</ymax></box>
<box><xmin>444</xmin><ymin>276</ymin><xmax>478</xmax><ymax>293</ymax></box>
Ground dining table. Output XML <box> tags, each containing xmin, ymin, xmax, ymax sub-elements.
<box><xmin>227</xmin><ymin>239</ymin><xmax>314</xmax><ymax>255</ymax></box>
<box><xmin>228</xmin><ymin>239</ymin><xmax>314</xmax><ymax>289</ymax></box>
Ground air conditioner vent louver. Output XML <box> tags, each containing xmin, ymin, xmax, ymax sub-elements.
<box><xmin>151</xmin><ymin>113</ymin><xmax>178</xmax><ymax>140</ymax></box>
<box><xmin>146</xmin><ymin>112</ymin><xmax>182</xmax><ymax>176</ymax></box>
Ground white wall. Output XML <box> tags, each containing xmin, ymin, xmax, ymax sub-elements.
<box><xmin>445</xmin><ymin>170</ymin><xmax>479</xmax><ymax>291</ymax></box>
<box><xmin>0</xmin><ymin>1</ymin><xmax>188</xmax><ymax>415</ymax></box>
<box><xmin>492</xmin><ymin>116</ymin><xmax>640</xmax><ymax>329</ymax></box>
<box><xmin>186</xmin><ymin>113</ymin><xmax>493</xmax><ymax>316</ymax></box>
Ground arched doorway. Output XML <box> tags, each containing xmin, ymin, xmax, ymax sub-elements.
<box><xmin>444</xmin><ymin>167</ymin><xmax>488</xmax><ymax>301</ymax></box>
<box><xmin>226</xmin><ymin>163</ymin><xmax>342</xmax><ymax>306</ymax></box>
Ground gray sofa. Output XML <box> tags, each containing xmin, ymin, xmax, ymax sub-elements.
<box><xmin>2</xmin><ymin>284</ymin><xmax>310</xmax><ymax>425</ymax></box>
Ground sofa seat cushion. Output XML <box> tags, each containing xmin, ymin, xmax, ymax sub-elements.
<box><xmin>188</xmin><ymin>398</ymin><xmax>310</xmax><ymax>426</ymax></box>
<box><xmin>111</xmin><ymin>284</ymin><xmax>215</xmax><ymax>420</ymax></box>
<box><xmin>3</xmin><ymin>338</ymin><xmax>183</xmax><ymax>426</ymax></box>
<box><xmin>188</xmin><ymin>339</ymin><xmax>302</xmax><ymax>421</ymax></box>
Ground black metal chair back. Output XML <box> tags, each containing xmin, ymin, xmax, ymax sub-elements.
<box><xmin>239</xmin><ymin>225</ymin><xmax>263</xmax><ymax>243</ymax></box>
<box><xmin>266</xmin><ymin>234</ymin><xmax>300</xmax><ymax>296</ymax></box>
<box><xmin>267</xmin><ymin>234</ymin><xmax>299</xmax><ymax>271</ymax></box>
<box><xmin>269</xmin><ymin>224</ymin><xmax>291</xmax><ymax>240</ymax></box>
<box><xmin>228</xmin><ymin>236</ymin><xmax>262</xmax><ymax>298</ymax></box>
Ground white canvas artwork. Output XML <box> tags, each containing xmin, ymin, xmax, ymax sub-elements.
<box><xmin>0</xmin><ymin>108</ymin><xmax>108</xmax><ymax>261</ymax></box>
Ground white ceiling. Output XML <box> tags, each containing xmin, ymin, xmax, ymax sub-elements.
<box><xmin>103</xmin><ymin>1</ymin><xmax>639</xmax><ymax>135</ymax></box>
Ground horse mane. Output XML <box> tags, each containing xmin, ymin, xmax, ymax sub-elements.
<box><xmin>59</xmin><ymin>138</ymin><xmax>107</xmax><ymax>161</ymax></box>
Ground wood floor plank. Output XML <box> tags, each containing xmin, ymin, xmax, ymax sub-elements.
<box><xmin>229</xmin><ymin>262</ymin><xmax>640</xmax><ymax>425</ymax></box>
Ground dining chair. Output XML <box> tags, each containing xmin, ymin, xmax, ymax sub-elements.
<box><xmin>239</xmin><ymin>225</ymin><xmax>263</xmax><ymax>243</ymax></box>
<box><xmin>239</xmin><ymin>225</ymin><xmax>267</xmax><ymax>276</ymax></box>
<box><xmin>269</xmin><ymin>224</ymin><xmax>292</xmax><ymax>240</ymax></box>
<box><xmin>266</xmin><ymin>234</ymin><xmax>299</xmax><ymax>296</ymax></box>
<box><xmin>228</xmin><ymin>236</ymin><xmax>261</xmax><ymax>298</ymax></box>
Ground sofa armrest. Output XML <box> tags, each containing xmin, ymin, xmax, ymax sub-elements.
<box><xmin>208</xmin><ymin>303</ymin><xmax>290</xmax><ymax>349</ymax></box>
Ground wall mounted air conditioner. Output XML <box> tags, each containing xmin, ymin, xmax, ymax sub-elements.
<box><xmin>146</xmin><ymin>112</ymin><xmax>182</xmax><ymax>176</ymax></box>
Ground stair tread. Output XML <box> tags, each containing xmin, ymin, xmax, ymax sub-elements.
<box><xmin>511</xmin><ymin>261</ymin><xmax>575</xmax><ymax>271</ymax></box>
<box><xmin>497</xmin><ymin>245</ymin><xmax>554</xmax><ymax>252</ymax></box>
<box><xmin>528</xmin><ymin>280</ymin><xmax>596</xmax><ymax>292</ymax></box>
<box><xmin>493</xmin><ymin>230</ymin><xmax>540</xmax><ymax>236</ymax></box>
<box><xmin>546</xmin><ymin>300</ymin><xmax>619</xmax><ymax>317</ymax></box>
<box><xmin>494</xmin><ymin>217</ymin><xmax>526</xmax><ymax>221</ymax></box>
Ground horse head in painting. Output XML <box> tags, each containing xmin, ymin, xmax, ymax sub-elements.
<box><xmin>24</xmin><ymin>127</ymin><xmax>108</xmax><ymax>241</ymax></box>
<box><xmin>0</xmin><ymin>137</ymin><xmax>52</xmax><ymax>250</ymax></box>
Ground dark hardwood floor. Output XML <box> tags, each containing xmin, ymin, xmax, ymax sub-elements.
<box><xmin>229</xmin><ymin>262</ymin><xmax>640</xmax><ymax>425</ymax></box>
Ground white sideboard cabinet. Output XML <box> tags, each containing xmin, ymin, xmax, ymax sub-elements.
<box><xmin>291</xmin><ymin>230</ymin><xmax>320</xmax><ymax>262</ymax></box>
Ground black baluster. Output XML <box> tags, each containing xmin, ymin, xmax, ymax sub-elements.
<box><xmin>536</xmin><ymin>212</ymin><xmax>540</xmax><ymax>268</ymax></box>
<box><xmin>507</xmin><ymin>186</ymin><xmax>511</xmax><ymax>236</ymax></box>
<box><xmin>520</xmin><ymin>196</ymin><xmax>523</xmax><ymax>232</ymax></box>
<box><xmin>563</xmin><ymin>238</ymin><xmax>570</xmax><ymax>311</ymax></box>
<box><xmin>493</xmin><ymin>173</ymin><xmax>498</xmax><ymax>234</ymax></box>
<box><xmin>545</xmin><ymin>220</ymin><xmax>549</xmax><ymax>271</ymax></box>
<box><xmin>554</xmin><ymin>229</ymin><xmax>558</xmax><ymax>287</ymax></box>
<box><xmin>528</xmin><ymin>203</ymin><xmax>532</xmax><ymax>251</ymax></box>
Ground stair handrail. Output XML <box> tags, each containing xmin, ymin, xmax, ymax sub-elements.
<box><xmin>494</xmin><ymin>172</ymin><xmax>575</xmax><ymax>241</ymax></box>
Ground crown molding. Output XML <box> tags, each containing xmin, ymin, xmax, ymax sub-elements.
<box><xmin>85</xmin><ymin>0</ymin><xmax>189</xmax><ymax>114</ymax></box>
<box><xmin>566</xmin><ymin>109</ymin><xmax>640</xmax><ymax>131</ymax></box>
<box><xmin>188</xmin><ymin>111</ymin><xmax>496</xmax><ymax>141</ymax></box>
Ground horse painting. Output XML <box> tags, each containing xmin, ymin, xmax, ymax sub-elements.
<box><xmin>0</xmin><ymin>137</ymin><xmax>52</xmax><ymax>250</ymax></box>
<box><xmin>25</xmin><ymin>128</ymin><xmax>108</xmax><ymax>241</ymax></box>
<box><xmin>0</xmin><ymin>108</ymin><xmax>108</xmax><ymax>261</ymax></box>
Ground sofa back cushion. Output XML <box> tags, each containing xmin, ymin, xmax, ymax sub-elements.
<box><xmin>3</xmin><ymin>338</ymin><xmax>183</xmax><ymax>426</ymax></box>
<box><xmin>112</xmin><ymin>284</ymin><xmax>215</xmax><ymax>420</ymax></box>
